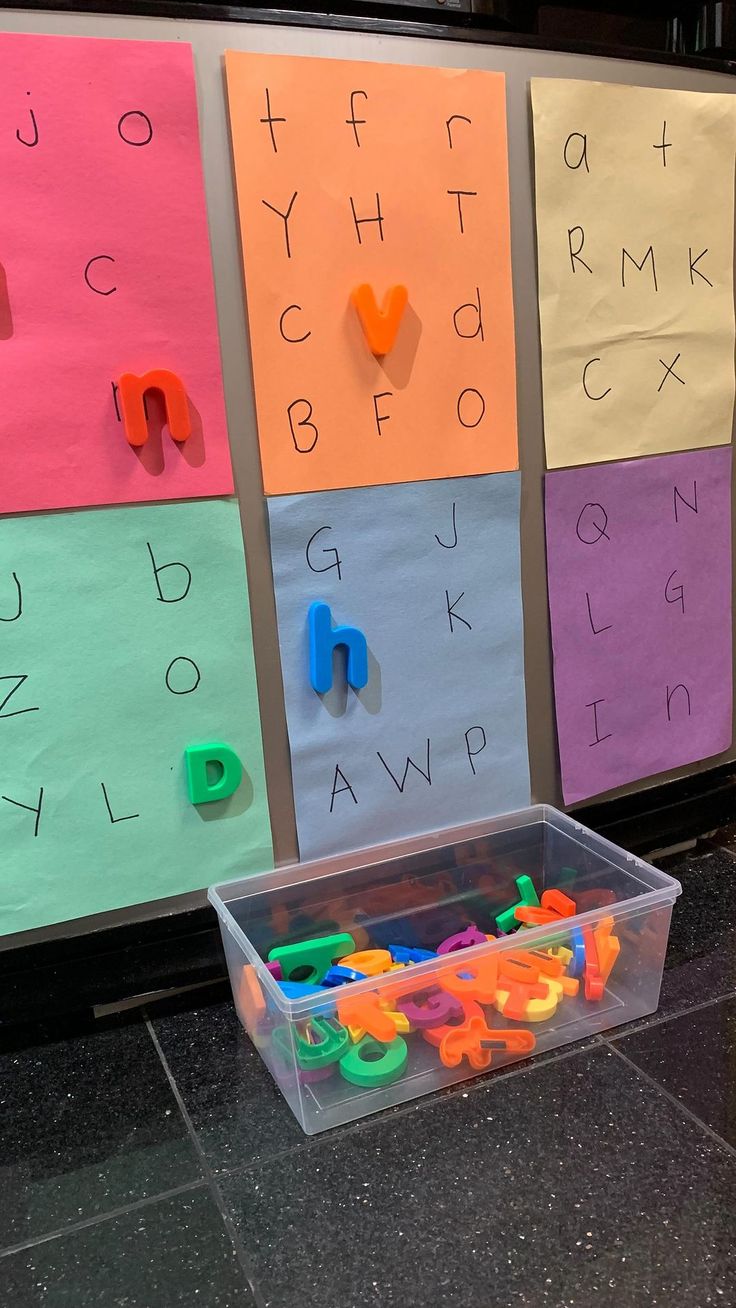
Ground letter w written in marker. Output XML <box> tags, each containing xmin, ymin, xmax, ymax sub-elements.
<box><xmin>351</xmin><ymin>285</ymin><xmax>408</xmax><ymax>356</ymax></box>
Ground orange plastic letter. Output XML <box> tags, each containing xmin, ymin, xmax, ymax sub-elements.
<box><xmin>351</xmin><ymin>284</ymin><xmax>408</xmax><ymax>356</ymax></box>
<box><xmin>119</xmin><ymin>369</ymin><xmax>191</xmax><ymax>447</ymax></box>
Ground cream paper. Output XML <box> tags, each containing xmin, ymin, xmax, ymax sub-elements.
<box><xmin>532</xmin><ymin>78</ymin><xmax>736</xmax><ymax>468</ymax></box>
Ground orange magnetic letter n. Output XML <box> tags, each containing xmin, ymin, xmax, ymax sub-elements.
<box><xmin>119</xmin><ymin>369</ymin><xmax>191</xmax><ymax>447</ymax></box>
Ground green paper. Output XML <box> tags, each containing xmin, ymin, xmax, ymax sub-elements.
<box><xmin>0</xmin><ymin>499</ymin><xmax>273</xmax><ymax>936</ymax></box>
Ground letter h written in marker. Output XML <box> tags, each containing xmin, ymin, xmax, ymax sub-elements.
<box><xmin>308</xmin><ymin>601</ymin><xmax>368</xmax><ymax>695</ymax></box>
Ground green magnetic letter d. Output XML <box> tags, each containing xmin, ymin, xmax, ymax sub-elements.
<box><xmin>185</xmin><ymin>742</ymin><xmax>243</xmax><ymax>805</ymax></box>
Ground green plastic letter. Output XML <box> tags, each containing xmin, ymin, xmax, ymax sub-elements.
<box><xmin>185</xmin><ymin>742</ymin><xmax>243</xmax><ymax>805</ymax></box>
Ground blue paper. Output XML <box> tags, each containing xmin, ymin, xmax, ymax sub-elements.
<box><xmin>268</xmin><ymin>474</ymin><xmax>530</xmax><ymax>860</ymax></box>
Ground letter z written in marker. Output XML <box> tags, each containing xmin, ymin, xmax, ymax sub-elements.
<box><xmin>0</xmin><ymin>674</ymin><xmax>39</xmax><ymax>719</ymax></box>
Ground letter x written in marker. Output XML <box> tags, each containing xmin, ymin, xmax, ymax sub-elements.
<box><xmin>351</xmin><ymin>284</ymin><xmax>408</xmax><ymax>357</ymax></box>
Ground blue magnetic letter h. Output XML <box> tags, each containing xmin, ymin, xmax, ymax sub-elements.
<box><xmin>308</xmin><ymin>601</ymin><xmax>368</xmax><ymax>695</ymax></box>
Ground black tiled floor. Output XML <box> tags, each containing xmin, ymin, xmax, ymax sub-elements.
<box><xmin>613</xmin><ymin>995</ymin><xmax>736</xmax><ymax>1148</ymax></box>
<box><xmin>219</xmin><ymin>1044</ymin><xmax>736</xmax><ymax>1308</ymax></box>
<box><xmin>0</xmin><ymin>1189</ymin><xmax>255</xmax><ymax>1307</ymax></box>
<box><xmin>149</xmin><ymin>988</ymin><xmax>304</xmax><ymax>1172</ymax></box>
<box><xmin>4</xmin><ymin>841</ymin><xmax>736</xmax><ymax>1306</ymax></box>
<box><xmin>0</xmin><ymin>1016</ymin><xmax>202</xmax><ymax>1249</ymax></box>
<box><xmin>654</xmin><ymin>846</ymin><xmax>736</xmax><ymax>1013</ymax></box>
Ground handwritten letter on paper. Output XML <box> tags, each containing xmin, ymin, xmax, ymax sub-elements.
<box><xmin>268</xmin><ymin>475</ymin><xmax>530</xmax><ymax>860</ymax></box>
<box><xmin>226</xmin><ymin>53</ymin><xmax>518</xmax><ymax>494</ymax></box>
<box><xmin>0</xmin><ymin>33</ymin><xmax>232</xmax><ymax>514</ymax></box>
<box><xmin>0</xmin><ymin>500</ymin><xmax>272</xmax><ymax>936</ymax></box>
<box><xmin>545</xmin><ymin>448</ymin><xmax>733</xmax><ymax>805</ymax></box>
<box><xmin>532</xmin><ymin>79</ymin><xmax>736</xmax><ymax>468</ymax></box>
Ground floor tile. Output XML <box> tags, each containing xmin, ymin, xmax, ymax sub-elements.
<box><xmin>613</xmin><ymin>995</ymin><xmax>736</xmax><ymax>1148</ymax></box>
<box><xmin>0</xmin><ymin>1014</ymin><xmax>201</xmax><ymax>1250</ymax></box>
<box><xmin>652</xmin><ymin>846</ymin><xmax>736</xmax><ymax>1018</ymax></box>
<box><xmin>149</xmin><ymin>988</ymin><xmax>304</xmax><ymax>1173</ymax></box>
<box><xmin>220</xmin><ymin>1044</ymin><xmax>736</xmax><ymax>1308</ymax></box>
<box><xmin>1</xmin><ymin>1188</ymin><xmax>255</xmax><ymax>1307</ymax></box>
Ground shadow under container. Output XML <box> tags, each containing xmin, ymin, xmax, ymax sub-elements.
<box><xmin>209</xmin><ymin>805</ymin><xmax>681</xmax><ymax>1135</ymax></box>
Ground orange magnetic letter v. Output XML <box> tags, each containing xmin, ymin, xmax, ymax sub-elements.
<box><xmin>119</xmin><ymin>369</ymin><xmax>191</xmax><ymax>447</ymax></box>
<box><xmin>351</xmin><ymin>285</ymin><xmax>408</xmax><ymax>357</ymax></box>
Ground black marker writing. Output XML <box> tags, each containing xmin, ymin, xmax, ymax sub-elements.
<box><xmin>330</xmin><ymin>764</ymin><xmax>358</xmax><ymax>812</ymax></box>
<box><xmin>346</xmin><ymin>91</ymin><xmax>368</xmax><ymax>147</ymax></box>
<box><xmin>306</xmin><ymin>526</ymin><xmax>342</xmax><ymax>579</ymax></box>
<box><xmin>349</xmin><ymin>193</ymin><xmax>384</xmax><ymax>245</ymax></box>
<box><xmin>568</xmin><ymin>226</ymin><xmax>592</xmax><ymax>275</ymax></box>
<box><xmin>563</xmin><ymin>132</ymin><xmax>589</xmax><ymax>172</ymax></box>
<box><xmin>453</xmin><ymin>287</ymin><xmax>484</xmax><ymax>341</ymax></box>
<box><xmin>666</xmin><ymin>683</ymin><xmax>691</xmax><ymax>720</ymax></box>
<box><xmin>117</xmin><ymin>110</ymin><xmax>153</xmax><ymax>147</ymax></box>
<box><xmin>165</xmin><ymin>657</ymin><xmax>201</xmax><ymax>695</ymax></box>
<box><xmin>147</xmin><ymin>542</ymin><xmax>191</xmax><ymax>603</ymax></box>
<box><xmin>465</xmin><ymin>726</ymin><xmax>487</xmax><ymax>775</ymax></box>
<box><xmin>377</xmin><ymin>740</ymin><xmax>432</xmax><ymax>793</ymax></box>
<box><xmin>2</xmin><ymin>786</ymin><xmax>43</xmax><ymax>836</ymax></box>
<box><xmin>674</xmin><ymin>481</ymin><xmax>698</xmax><ymax>523</ymax></box>
<box><xmin>689</xmin><ymin>247</ymin><xmax>713</xmax><ymax>287</ymax></box>
<box><xmin>457</xmin><ymin>388</ymin><xmax>485</xmax><ymax>428</ymax></box>
<box><xmin>658</xmin><ymin>353</ymin><xmax>685</xmax><ymax>392</ymax></box>
<box><xmin>279</xmin><ymin>304</ymin><xmax>311</xmax><ymax>343</ymax></box>
<box><xmin>446</xmin><ymin>590</ymin><xmax>471</xmax><ymax>633</ymax></box>
<box><xmin>373</xmin><ymin>392</ymin><xmax>392</xmax><ymax>436</ymax></box>
<box><xmin>582</xmin><ymin>358</ymin><xmax>611</xmax><ymax>401</ymax></box>
<box><xmin>665</xmin><ymin>570</ymin><xmax>685</xmax><ymax>614</ymax></box>
<box><xmin>260</xmin><ymin>87</ymin><xmax>285</xmax><ymax>153</ymax></box>
<box><xmin>0</xmin><ymin>674</ymin><xmax>38</xmax><ymax>720</ymax></box>
<box><xmin>262</xmin><ymin>191</ymin><xmax>298</xmax><ymax>258</ymax></box>
<box><xmin>576</xmin><ymin>503</ymin><xmax>609</xmax><ymax>544</ymax></box>
<box><xmin>435</xmin><ymin>502</ymin><xmax>458</xmax><ymax>549</ymax></box>
<box><xmin>288</xmin><ymin>399</ymin><xmax>319</xmax><ymax>453</ymax></box>
<box><xmin>100</xmin><ymin>781</ymin><xmax>139</xmax><ymax>824</ymax></box>
<box><xmin>622</xmin><ymin>245</ymin><xmax>658</xmax><ymax>291</ymax></box>
<box><xmin>586</xmin><ymin>698</ymin><xmax>612</xmax><ymax>746</ymax></box>
<box><xmin>653</xmin><ymin>119</ymin><xmax>671</xmax><ymax>167</ymax></box>
<box><xmin>16</xmin><ymin>92</ymin><xmax>38</xmax><ymax>148</ymax></box>
<box><xmin>1</xmin><ymin>573</ymin><xmax>22</xmax><ymax>623</ymax></box>
<box><xmin>447</xmin><ymin>190</ymin><xmax>477</xmax><ymax>235</ymax></box>
<box><xmin>446</xmin><ymin>114</ymin><xmax>471</xmax><ymax>149</ymax></box>
<box><xmin>586</xmin><ymin>592</ymin><xmax>612</xmax><ymax>634</ymax></box>
<box><xmin>84</xmin><ymin>255</ymin><xmax>117</xmax><ymax>296</ymax></box>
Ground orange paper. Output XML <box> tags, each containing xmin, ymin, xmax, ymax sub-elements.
<box><xmin>225</xmin><ymin>52</ymin><xmax>518</xmax><ymax>494</ymax></box>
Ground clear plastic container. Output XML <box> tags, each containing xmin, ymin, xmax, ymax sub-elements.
<box><xmin>209</xmin><ymin>806</ymin><xmax>681</xmax><ymax>1134</ymax></box>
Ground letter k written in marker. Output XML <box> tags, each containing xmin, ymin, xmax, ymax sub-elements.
<box><xmin>351</xmin><ymin>284</ymin><xmax>408</xmax><ymax>356</ymax></box>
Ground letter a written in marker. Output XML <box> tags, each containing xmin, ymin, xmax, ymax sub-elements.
<box><xmin>350</xmin><ymin>284</ymin><xmax>408</xmax><ymax>357</ymax></box>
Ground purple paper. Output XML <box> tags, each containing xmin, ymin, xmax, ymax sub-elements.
<box><xmin>545</xmin><ymin>448</ymin><xmax>733</xmax><ymax>805</ymax></box>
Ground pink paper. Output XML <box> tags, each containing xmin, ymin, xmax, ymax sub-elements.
<box><xmin>545</xmin><ymin>448</ymin><xmax>733</xmax><ymax>805</ymax></box>
<box><xmin>0</xmin><ymin>33</ymin><xmax>232</xmax><ymax>513</ymax></box>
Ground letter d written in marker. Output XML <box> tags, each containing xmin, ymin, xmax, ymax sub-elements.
<box><xmin>185</xmin><ymin>742</ymin><xmax>243</xmax><ymax>805</ymax></box>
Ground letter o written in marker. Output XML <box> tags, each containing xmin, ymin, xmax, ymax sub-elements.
<box><xmin>457</xmin><ymin>388</ymin><xmax>486</xmax><ymax>429</ymax></box>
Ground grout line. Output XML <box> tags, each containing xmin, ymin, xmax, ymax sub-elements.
<box><xmin>214</xmin><ymin>1036</ymin><xmax>599</xmax><ymax>1183</ymax></box>
<box><xmin>145</xmin><ymin>1018</ymin><xmax>269</xmax><ymax>1308</ymax></box>
<box><xmin>604</xmin><ymin>1039</ymin><xmax>736</xmax><ymax>1162</ymax></box>
<box><xmin>0</xmin><ymin>1180</ymin><xmax>206</xmax><ymax>1261</ymax></box>
<box><xmin>600</xmin><ymin>987</ymin><xmax>736</xmax><ymax>1042</ymax></box>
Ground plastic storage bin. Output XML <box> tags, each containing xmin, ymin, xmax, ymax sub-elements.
<box><xmin>209</xmin><ymin>805</ymin><xmax>681</xmax><ymax>1134</ymax></box>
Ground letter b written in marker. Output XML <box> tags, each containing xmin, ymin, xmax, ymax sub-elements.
<box><xmin>185</xmin><ymin>742</ymin><xmax>243</xmax><ymax>805</ymax></box>
<box><xmin>308</xmin><ymin>601</ymin><xmax>368</xmax><ymax>695</ymax></box>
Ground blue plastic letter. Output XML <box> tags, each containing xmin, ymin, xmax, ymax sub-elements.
<box><xmin>308</xmin><ymin>601</ymin><xmax>368</xmax><ymax>695</ymax></box>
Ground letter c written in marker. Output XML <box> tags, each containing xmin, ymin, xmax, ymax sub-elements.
<box><xmin>84</xmin><ymin>255</ymin><xmax>117</xmax><ymax>297</ymax></box>
<box><xmin>582</xmin><ymin>357</ymin><xmax>612</xmax><ymax>401</ymax></box>
<box><xmin>279</xmin><ymin>304</ymin><xmax>311</xmax><ymax>343</ymax></box>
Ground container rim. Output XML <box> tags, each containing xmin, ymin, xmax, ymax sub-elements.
<box><xmin>208</xmin><ymin>804</ymin><xmax>682</xmax><ymax>1017</ymax></box>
